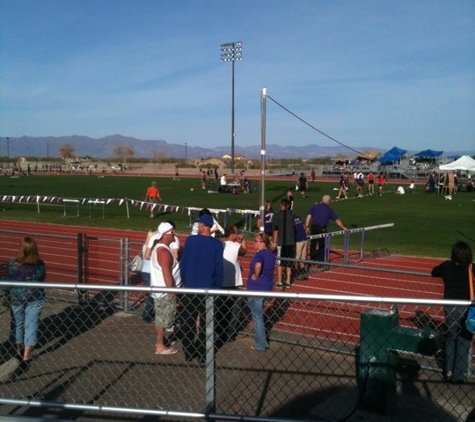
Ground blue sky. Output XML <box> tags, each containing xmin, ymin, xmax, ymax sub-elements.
<box><xmin>1</xmin><ymin>0</ymin><xmax>474</xmax><ymax>153</ymax></box>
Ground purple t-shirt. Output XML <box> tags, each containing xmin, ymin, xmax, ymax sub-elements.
<box><xmin>247</xmin><ymin>249</ymin><xmax>276</xmax><ymax>292</ymax></box>
<box><xmin>293</xmin><ymin>215</ymin><xmax>307</xmax><ymax>242</ymax></box>
<box><xmin>307</xmin><ymin>203</ymin><xmax>339</xmax><ymax>227</ymax></box>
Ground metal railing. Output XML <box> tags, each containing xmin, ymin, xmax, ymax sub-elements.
<box><xmin>0</xmin><ymin>282</ymin><xmax>473</xmax><ymax>422</ymax></box>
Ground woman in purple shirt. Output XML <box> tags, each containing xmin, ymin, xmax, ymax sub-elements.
<box><xmin>247</xmin><ymin>233</ymin><xmax>276</xmax><ymax>351</ymax></box>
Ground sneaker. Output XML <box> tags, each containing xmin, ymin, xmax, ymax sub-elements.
<box><xmin>274</xmin><ymin>282</ymin><xmax>283</xmax><ymax>288</ymax></box>
<box><xmin>283</xmin><ymin>282</ymin><xmax>292</xmax><ymax>288</ymax></box>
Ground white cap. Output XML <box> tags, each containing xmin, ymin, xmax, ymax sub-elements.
<box><xmin>155</xmin><ymin>222</ymin><xmax>174</xmax><ymax>241</ymax></box>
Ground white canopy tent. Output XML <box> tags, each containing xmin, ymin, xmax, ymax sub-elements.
<box><xmin>439</xmin><ymin>155</ymin><xmax>475</xmax><ymax>171</ymax></box>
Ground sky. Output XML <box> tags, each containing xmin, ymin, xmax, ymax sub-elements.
<box><xmin>1</xmin><ymin>0</ymin><xmax>474</xmax><ymax>154</ymax></box>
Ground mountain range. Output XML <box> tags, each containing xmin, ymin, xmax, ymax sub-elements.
<box><xmin>1</xmin><ymin>134</ymin><xmax>471</xmax><ymax>160</ymax></box>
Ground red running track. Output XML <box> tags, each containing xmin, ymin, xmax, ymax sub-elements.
<box><xmin>1</xmin><ymin>219</ymin><xmax>454</xmax><ymax>351</ymax></box>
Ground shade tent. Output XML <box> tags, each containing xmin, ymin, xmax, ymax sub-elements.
<box><xmin>414</xmin><ymin>149</ymin><xmax>443</xmax><ymax>158</ymax></box>
<box><xmin>378</xmin><ymin>146</ymin><xmax>407</xmax><ymax>163</ymax></box>
<box><xmin>379</xmin><ymin>151</ymin><xmax>400</xmax><ymax>163</ymax></box>
<box><xmin>439</xmin><ymin>155</ymin><xmax>475</xmax><ymax>171</ymax></box>
<box><xmin>357</xmin><ymin>150</ymin><xmax>380</xmax><ymax>161</ymax></box>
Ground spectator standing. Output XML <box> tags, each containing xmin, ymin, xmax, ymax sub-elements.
<box><xmin>431</xmin><ymin>241</ymin><xmax>473</xmax><ymax>384</ymax></box>
<box><xmin>180</xmin><ymin>214</ymin><xmax>224</xmax><ymax>362</ymax></box>
<box><xmin>298</xmin><ymin>172</ymin><xmax>308</xmax><ymax>199</ymax></box>
<box><xmin>220</xmin><ymin>173</ymin><xmax>227</xmax><ymax>187</ymax></box>
<box><xmin>190</xmin><ymin>208</ymin><xmax>224</xmax><ymax>237</ymax></box>
<box><xmin>257</xmin><ymin>200</ymin><xmax>274</xmax><ymax>237</ymax></box>
<box><xmin>141</xmin><ymin>229</ymin><xmax>158</xmax><ymax>323</ymax></box>
<box><xmin>5</xmin><ymin>237</ymin><xmax>46</xmax><ymax>363</ymax></box>
<box><xmin>367</xmin><ymin>171</ymin><xmax>375</xmax><ymax>195</ymax></box>
<box><xmin>150</xmin><ymin>222</ymin><xmax>181</xmax><ymax>355</ymax></box>
<box><xmin>336</xmin><ymin>173</ymin><xmax>348</xmax><ymax>200</ymax></box>
<box><xmin>201</xmin><ymin>171</ymin><xmax>207</xmax><ymax>190</ymax></box>
<box><xmin>305</xmin><ymin>195</ymin><xmax>347</xmax><ymax>265</ymax></box>
<box><xmin>310</xmin><ymin>169</ymin><xmax>316</xmax><ymax>182</ymax></box>
<box><xmin>247</xmin><ymin>233</ymin><xmax>276</xmax><ymax>351</ymax></box>
<box><xmin>219</xmin><ymin>225</ymin><xmax>247</xmax><ymax>342</ymax></box>
<box><xmin>244</xmin><ymin>177</ymin><xmax>251</xmax><ymax>194</ymax></box>
<box><xmin>273</xmin><ymin>199</ymin><xmax>295</xmax><ymax>289</ymax></box>
<box><xmin>286</xmin><ymin>190</ymin><xmax>294</xmax><ymax>211</ymax></box>
<box><xmin>293</xmin><ymin>214</ymin><xmax>308</xmax><ymax>280</ymax></box>
<box><xmin>378</xmin><ymin>172</ymin><xmax>385</xmax><ymax>195</ymax></box>
<box><xmin>428</xmin><ymin>171</ymin><xmax>437</xmax><ymax>193</ymax></box>
<box><xmin>356</xmin><ymin>173</ymin><xmax>364</xmax><ymax>198</ymax></box>
<box><xmin>145</xmin><ymin>181</ymin><xmax>162</xmax><ymax>218</ymax></box>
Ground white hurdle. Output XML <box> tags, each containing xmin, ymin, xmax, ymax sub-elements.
<box><xmin>62</xmin><ymin>199</ymin><xmax>80</xmax><ymax>218</ymax></box>
<box><xmin>87</xmin><ymin>199</ymin><xmax>106</xmax><ymax>219</ymax></box>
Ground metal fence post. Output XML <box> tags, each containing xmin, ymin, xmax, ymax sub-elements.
<box><xmin>205</xmin><ymin>294</ymin><xmax>216</xmax><ymax>416</ymax></box>
<box><xmin>77</xmin><ymin>233</ymin><xmax>87</xmax><ymax>304</ymax></box>
<box><xmin>122</xmin><ymin>237</ymin><xmax>129</xmax><ymax>312</ymax></box>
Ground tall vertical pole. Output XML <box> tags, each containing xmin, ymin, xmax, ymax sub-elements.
<box><xmin>231</xmin><ymin>59</ymin><xmax>235</xmax><ymax>174</ymax></box>
<box><xmin>221</xmin><ymin>41</ymin><xmax>242</xmax><ymax>176</ymax></box>
<box><xmin>6</xmin><ymin>137</ymin><xmax>9</xmax><ymax>158</ymax></box>
<box><xmin>259</xmin><ymin>87</ymin><xmax>267</xmax><ymax>232</ymax></box>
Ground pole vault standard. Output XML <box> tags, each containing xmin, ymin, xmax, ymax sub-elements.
<box><xmin>259</xmin><ymin>87</ymin><xmax>267</xmax><ymax>232</ymax></box>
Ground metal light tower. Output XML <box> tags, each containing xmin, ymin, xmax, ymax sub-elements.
<box><xmin>220</xmin><ymin>41</ymin><xmax>242</xmax><ymax>174</ymax></box>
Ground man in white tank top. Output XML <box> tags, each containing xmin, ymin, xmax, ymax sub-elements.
<box><xmin>150</xmin><ymin>222</ymin><xmax>181</xmax><ymax>355</ymax></box>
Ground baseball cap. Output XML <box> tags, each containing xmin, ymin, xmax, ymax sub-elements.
<box><xmin>198</xmin><ymin>214</ymin><xmax>213</xmax><ymax>227</ymax></box>
<box><xmin>155</xmin><ymin>222</ymin><xmax>174</xmax><ymax>240</ymax></box>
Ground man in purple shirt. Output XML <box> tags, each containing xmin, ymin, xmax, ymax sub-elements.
<box><xmin>305</xmin><ymin>195</ymin><xmax>347</xmax><ymax>264</ymax></box>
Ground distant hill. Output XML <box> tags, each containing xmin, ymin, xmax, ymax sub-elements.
<box><xmin>0</xmin><ymin>134</ymin><xmax>472</xmax><ymax>160</ymax></box>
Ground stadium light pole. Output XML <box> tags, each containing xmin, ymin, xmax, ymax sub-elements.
<box><xmin>220</xmin><ymin>41</ymin><xmax>242</xmax><ymax>175</ymax></box>
<box><xmin>185</xmin><ymin>142</ymin><xmax>187</xmax><ymax>161</ymax></box>
<box><xmin>6</xmin><ymin>137</ymin><xmax>9</xmax><ymax>158</ymax></box>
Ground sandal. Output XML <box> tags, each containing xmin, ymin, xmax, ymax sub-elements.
<box><xmin>250</xmin><ymin>346</ymin><xmax>266</xmax><ymax>352</ymax></box>
<box><xmin>155</xmin><ymin>348</ymin><xmax>178</xmax><ymax>355</ymax></box>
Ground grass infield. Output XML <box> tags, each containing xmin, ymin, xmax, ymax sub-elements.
<box><xmin>0</xmin><ymin>174</ymin><xmax>473</xmax><ymax>258</ymax></box>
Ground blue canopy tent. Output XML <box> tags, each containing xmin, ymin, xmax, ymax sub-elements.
<box><xmin>379</xmin><ymin>146</ymin><xmax>407</xmax><ymax>164</ymax></box>
<box><xmin>414</xmin><ymin>149</ymin><xmax>443</xmax><ymax>158</ymax></box>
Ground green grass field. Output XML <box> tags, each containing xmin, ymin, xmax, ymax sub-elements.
<box><xmin>1</xmin><ymin>174</ymin><xmax>474</xmax><ymax>258</ymax></box>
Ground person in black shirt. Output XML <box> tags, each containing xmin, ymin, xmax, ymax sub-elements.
<box><xmin>273</xmin><ymin>199</ymin><xmax>295</xmax><ymax>288</ymax></box>
<box><xmin>431</xmin><ymin>241</ymin><xmax>473</xmax><ymax>384</ymax></box>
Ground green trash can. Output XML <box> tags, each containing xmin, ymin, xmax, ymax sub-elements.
<box><xmin>358</xmin><ymin>309</ymin><xmax>398</xmax><ymax>413</ymax></box>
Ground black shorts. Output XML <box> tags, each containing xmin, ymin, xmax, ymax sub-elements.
<box><xmin>279</xmin><ymin>245</ymin><xmax>296</xmax><ymax>267</ymax></box>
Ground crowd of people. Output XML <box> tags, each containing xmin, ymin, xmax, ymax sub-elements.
<box><xmin>2</xmin><ymin>176</ymin><xmax>473</xmax><ymax>383</ymax></box>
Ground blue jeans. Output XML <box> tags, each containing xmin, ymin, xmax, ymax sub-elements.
<box><xmin>248</xmin><ymin>297</ymin><xmax>268</xmax><ymax>351</ymax></box>
<box><xmin>11</xmin><ymin>299</ymin><xmax>45</xmax><ymax>347</ymax></box>
<box><xmin>444</xmin><ymin>306</ymin><xmax>473</xmax><ymax>381</ymax></box>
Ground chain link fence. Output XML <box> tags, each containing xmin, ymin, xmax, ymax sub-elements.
<box><xmin>0</xmin><ymin>282</ymin><xmax>473</xmax><ymax>422</ymax></box>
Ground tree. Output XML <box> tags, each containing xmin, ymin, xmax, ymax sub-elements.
<box><xmin>58</xmin><ymin>143</ymin><xmax>76</xmax><ymax>160</ymax></box>
<box><xmin>113</xmin><ymin>143</ymin><xmax>135</xmax><ymax>163</ymax></box>
<box><xmin>151</xmin><ymin>148</ymin><xmax>167</xmax><ymax>163</ymax></box>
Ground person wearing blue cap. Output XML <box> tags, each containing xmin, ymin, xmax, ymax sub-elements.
<box><xmin>180</xmin><ymin>209</ymin><xmax>224</xmax><ymax>362</ymax></box>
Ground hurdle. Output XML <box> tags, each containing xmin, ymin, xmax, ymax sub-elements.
<box><xmin>187</xmin><ymin>207</ymin><xmax>227</xmax><ymax>230</ymax></box>
<box><xmin>307</xmin><ymin>223</ymin><xmax>394</xmax><ymax>267</ymax></box>
<box><xmin>87</xmin><ymin>199</ymin><xmax>106</xmax><ymax>220</ymax></box>
<box><xmin>229</xmin><ymin>208</ymin><xmax>260</xmax><ymax>234</ymax></box>
<box><xmin>61</xmin><ymin>199</ymin><xmax>80</xmax><ymax>218</ymax></box>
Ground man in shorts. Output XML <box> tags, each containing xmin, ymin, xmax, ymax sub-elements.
<box><xmin>273</xmin><ymin>199</ymin><xmax>295</xmax><ymax>289</ymax></box>
<box><xmin>150</xmin><ymin>222</ymin><xmax>180</xmax><ymax>355</ymax></box>
<box><xmin>145</xmin><ymin>181</ymin><xmax>162</xmax><ymax>218</ymax></box>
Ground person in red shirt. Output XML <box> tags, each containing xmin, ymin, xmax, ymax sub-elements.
<box><xmin>368</xmin><ymin>171</ymin><xmax>375</xmax><ymax>195</ymax></box>
<box><xmin>378</xmin><ymin>172</ymin><xmax>385</xmax><ymax>195</ymax></box>
<box><xmin>145</xmin><ymin>181</ymin><xmax>162</xmax><ymax>218</ymax></box>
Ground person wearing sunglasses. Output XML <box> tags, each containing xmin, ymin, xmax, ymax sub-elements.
<box><xmin>149</xmin><ymin>222</ymin><xmax>181</xmax><ymax>355</ymax></box>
